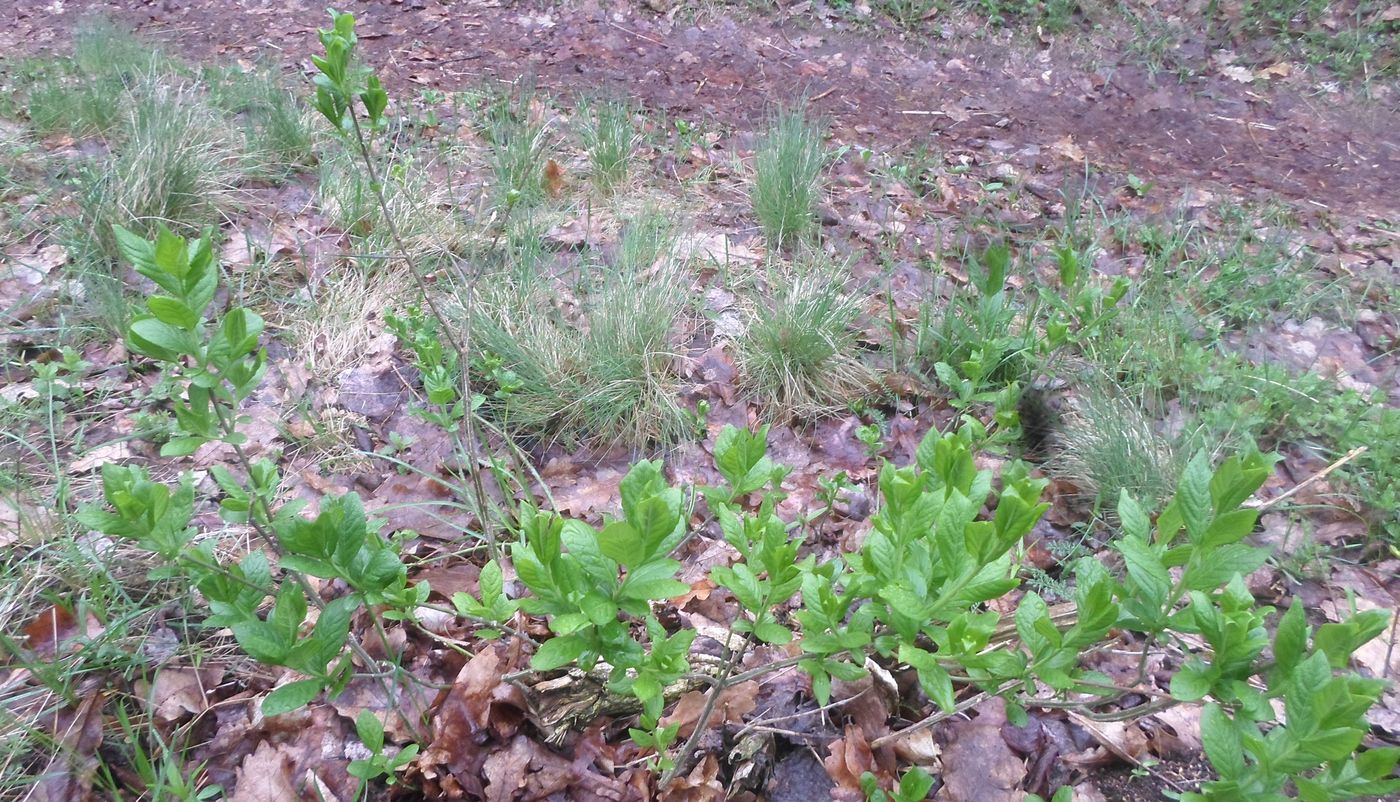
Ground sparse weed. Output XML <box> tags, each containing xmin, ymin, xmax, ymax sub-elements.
<box><xmin>751</xmin><ymin>105</ymin><xmax>825</xmax><ymax>248</ymax></box>
<box><xmin>63</xmin><ymin>79</ymin><xmax>237</xmax><ymax>333</ymax></box>
<box><xmin>915</xmin><ymin>243</ymin><xmax>1037</xmax><ymax>392</ymax></box>
<box><xmin>471</xmin><ymin>214</ymin><xmax>689</xmax><ymax>445</ymax></box>
<box><xmin>483</xmin><ymin>80</ymin><xmax>554</xmax><ymax>209</ymax></box>
<box><xmin>878</xmin><ymin>0</ymin><xmax>939</xmax><ymax>31</ymax></box>
<box><xmin>577</xmin><ymin>98</ymin><xmax>636</xmax><ymax>195</ymax></box>
<box><xmin>736</xmin><ymin>252</ymin><xmax>875</xmax><ymax>419</ymax></box>
<box><xmin>207</xmin><ymin>64</ymin><xmax>317</xmax><ymax>179</ymax></box>
<box><xmin>317</xmin><ymin>146</ymin><xmax>467</xmax><ymax>259</ymax></box>
<box><xmin>24</xmin><ymin>18</ymin><xmax>173</xmax><ymax>137</ymax></box>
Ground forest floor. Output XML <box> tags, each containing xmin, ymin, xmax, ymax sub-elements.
<box><xmin>0</xmin><ymin>1</ymin><xmax>1397</xmax><ymax>801</ymax></box>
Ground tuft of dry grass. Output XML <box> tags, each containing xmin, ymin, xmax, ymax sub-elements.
<box><xmin>287</xmin><ymin>267</ymin><xmax>412</xmax><ymax>384</ymax></box>
<box><xmin>734</xmin><ymin>251</ymin><xmax>876</xmax><ymax>420</ymax></box>
<box><xmin>317</xmin><ymin>146</ymin><xmax>468</xmax><ymax>260</ymax></box>
<box><xmin>468</xmin><ymin>213</ymin><xmax>690</xmax><ymax>446</ymax></box>
<box><xmin>1047</xmin><ymin>378</ymin><xmax>1189</xmax><ymax>511</ymax></box>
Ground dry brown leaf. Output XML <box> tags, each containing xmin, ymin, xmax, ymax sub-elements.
<box><xmin>1147</xmin><ymin>704</ymin><xmax>1203</xmax><ymax>758</ymax></box>
<box><xmin>145</xmin><ymin>666</ymin><xmax>224</xmax><ymax>724</ymax></box>
<box><xmin>548</xmin><ymin>465</ymin><xmax>625</xmax><ymax>520</ymax></box>
<box><xmin>24</xmin><ymin>604</ymin><xmax>103</xmax><ymax>660</ymax></box>
<box><xmin>330</xmin><ymin>675</ymin><xmax>434</xmax><ymax>744</ymax></box>
<box><xmin>661</xmin><ymin>753</ymin><xmax>724</xmax><ymax>802</ymax></box>
<box><xmin>1050</xmin><ymin>135</ymin><xmax>1085</xmax><ymax>162</ymax></box>
<box><xmin>544</xmin><ymin>216</ymin><xmax>606</xmax><ymax>248</ymax></box>
<box><xmin>0</xmin><ymin>496</ymin><xmax>60</xmax><ymax>546</ymax></box>
<box><xmin>29</xmin><ymin>691</ymin><xmax>105</xmax><ymax>802</ymax></box>
<box><xmin>1221</xmin><ymin>64</ymin><xmax>1255</xmax><ymax>82</ymax></box>
<box><xmin>892</xmin><ymin>726</ymin><xmax>941</xmax><ymax>767</ymax></box>
<box><xmin>543</xmin><ymin>158</ymin><xmax>565</xmax><ymax>198</ymax></box>
<box><xmin>229</xmin><ymin>741</ymin><xmax>299</xmax><ymax>802</ymax></box>
<box><xmin>660</xmin><ymin>681</ymin><xmax>760</xmax><ymax>738</ymax></box>
<box><xmin>412</xmin><ymin>561</ymin><xmax>482</xmax><ymax>600</ymax></box>
<box><xmin>368</xmin><ymin>473</ymin><xmax>474</xmax><ymax>540</ymax></box>
<box><xmin>69</xmin><ymin>441</ymin><xmax>134</xmax><ymax>472</ymax></box>
<box><xmin>935</xmin><ymin>698</ymin><xmax>1026</xmax><ymax>802</ymax></box>
<box><xmin>1</xmin><ymin>242</ymin><xmax>68</xmax><ymax>286</ymax></box>
<box><xmin>672</xmin><ymin>231</ymin><xmax>763</xmax><ymax>265</ymax></box>
<box><xmin>1063</xmin><ymin>713</ymin><xmax>1150</xmax><ymax>768</ymax></box>
<box><xmin>824</xmin><ymin>725</ymin><xmax>875</xmax><ymax>792</ymax></box>
<box><xmin>483</xmin><ymin>735</ymin><xmax>532</xmax><ymax>802</ymax></box>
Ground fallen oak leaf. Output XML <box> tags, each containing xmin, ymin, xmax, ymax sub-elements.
<box><xmin>660</xmin><ymin>680</ymin><xmax>760</xmax><ymax>738</ymax></box>
<box><xmin>661</xmin><ymin>753</ymin><xmax>724</xmax><ymax>802</ymax></box>
<box><xmin>24</xmin><ymin>603</ymin><xmax>103</xmax><ymax>660</ymax></box>
<box><xmin>29</xmin><ymin>690</ymin><xmax>105</xmax><ymax>802</ymax></box>
<box><xmin>143</xmin><ymin>666</ymin><xmax>225</xmax><ymax>725</ymax></box>
<box><xmin>935</xmin><ymin>697</ymin><xmax>1026</xmax><ymax>802</ymax></box>
<box><xmin>229</xmin><ymin>741</ymin><xmax>299</xmax><ymax>802</ymax></box>
<box><xmin>823</xmin><ymin>725</ymin><xmax>875</xmax><ymax>799</ymax></box>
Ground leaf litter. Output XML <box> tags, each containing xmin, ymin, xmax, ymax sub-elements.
<box><xmin>0</xmin><ymin>2</ymin><xmax>1397</xmax><ymax>801</ymax></box>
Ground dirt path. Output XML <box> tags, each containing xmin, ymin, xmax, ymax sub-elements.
<box><xmin>4</xmin><ymin>0</ymin><xmax>1397</xmax><ymax>220</ymax></box>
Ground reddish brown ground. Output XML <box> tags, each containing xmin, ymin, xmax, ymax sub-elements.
<box><xmin>3</xmin><ymin>0</ymin><xmax>1397</xmax><ymax>222</ymax></box>
<box><xmin>3</xmin><ymin>3</ymin><xmax>1397</xmax><ymax>801</ymax></box>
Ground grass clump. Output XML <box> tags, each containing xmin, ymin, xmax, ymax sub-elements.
<box><xmin>317</xmin><ymin>147</ymin><xmax>467</xmax><ymax>259</ymax></box>
<box><xmin>483</xmin><ymin>81</ymin><xmax>554</xmax><ymax>209</ymax></box>
<box><xmin>1046</xmin><ymin>379</ymin><xmax>1189</xmax><ymax>511</ymax></box>
<box><xmin>64</xmin><ymin>79</ymin><xmax>238</xmax><ymax>333</ymax></box>
<box><xmin>751</xmin><ymin>105</ymin><xmax>825</xmax><ymax>249</ymax></box>
<box><xmin>207</xmin><ymin>64</ymin><xmax>317</xmax><ymax>180</ymax></box>
<box><xmin>24</xmin><ymin>18</ymin><xmax>173</xmax><ymax>137</ymax></box>
<box><xmin>471</xmin><ymin>214</ymin><xmax>689</xmax><ymax>446</ymax></box>
<box><xmin>735</xmin><ymin>252</ymin><xmax>875</xmax><ymax>419</ymax></box>
<box><xmin>577</xmin><ymin>98</ymin><xmax>636</xmax><ymax>195</ymax></box>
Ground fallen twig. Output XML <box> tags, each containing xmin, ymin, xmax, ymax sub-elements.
<box><xmin>1254</xmin><ymin>446</ymin><xmax>1367</xmax><ymax>511</ymax></box>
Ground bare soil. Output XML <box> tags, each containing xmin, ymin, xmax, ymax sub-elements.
<box><xmin>3</xmin><ymin>0</ymin><xmax>1397</xmax><ymax>222</ymax></box>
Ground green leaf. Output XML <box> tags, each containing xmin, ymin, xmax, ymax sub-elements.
<box><xmin>1272</xmin><ymin>603</ymin><xmax>1308</xmax><ymax>677</ymax></box>
<box><xmin>619</xmin><ymin>566</ymin><xmax>689</xmax><ymax>602</ymax></box>
<box><xmin>113</xmin><ymin>224</ymin><xmax>157</xmax><ymax>276</ymax></box>
<box><xmin>355</xmin><ymin>709</ymin><xmax>385</xmax><ymax>752</ymax></box>
<box><xmin>159</xmin><ymin>436</ymin><xmax>208</xmax><ymax>458</ymax></box>
<box><xmin>1015</xmin><ymin>591</ymin><xmax>1054</xmax><ymax>657</ymax></box>
<box><xmin>899</xmin><ymin>644</ymin><xmax>955</xmax><ymax>711</ymax></box>
<box><xmin>479</xmin><ymin>559</ymin><xmax>505</xmax><ymax>603</ymax></box>
<box><xmin>560</xmin><ymin>520</ymin><xmax>616</xmax><ymax>586</ymax></box>
<box><xmin>1181</xmin><ymin>544</ymin><xmax>1268</xmax><ymax>592</ymax></box>
<box><xmin>897</xmin><ymin>768</ymin><xmax>934</xmax><ymax>802</ymax></box>
<box><xmin>1116</xmin><ymin>536</ymin><xmax>1169</xmax><ymax>608</ymax></box>
<box><xmin>597</xmin><ymin>521</ymin><xmax>645</xmax><ymax>568</ymax></box>
<box><xmin>128</xmin><ymin>317</ymin><xmax>194</xmax><ymax>363</ymax></box>
<box><xmin>1169</xmin><ymin>664</ymin><xmax>1215</xmax><ymax>702</ymax></box>
<box><xmin>230</xmin><ymin>620</ymin><xmax>290</xmax><ymax>664</ymax></box>
<box><xmin>580</xmin><ymin>593</ymin><xmax>618</xmax><ymax>627</ymax></box>
<box><xmin>532</xmin><ymin>634</ymin><xmax>587</xmax><ymax>671</ymax></box>
<box><xmin>147</xmin><ymin>296</ymin><xmax>199</xmax><ymax>330</ymax></box>
<box><xmin>1202</xmin><ymin>507</ymin><xmax>1258</xmax><ymax>548</ymax></box>
<box><xmin>262</xmin><ymin>679</ymin><xmax>324</xmax><ymax>717</ymax></box>
<box><xmin>630</xmin><ymin>495</ymin><xmax>680</xmax><ymax>557</ymax></box>
<box><xmin>1176</xmin><ymin>452</ymin><xmax>1214</xmax><ymax>543</ymax></box>
<box><xmin>1200</xmin><ymin>704</ymin><xmax>1244</xmax><ymax>781</ymax></box>
<box><xmin>712</xmin><ymin>563</ymin><xmax>765</xmax><ymax>612</ymax></box>
<box><xmin>753</xmin><ymin>619</ymin><xmax>792</xmax><ymax>644</ymax></box>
